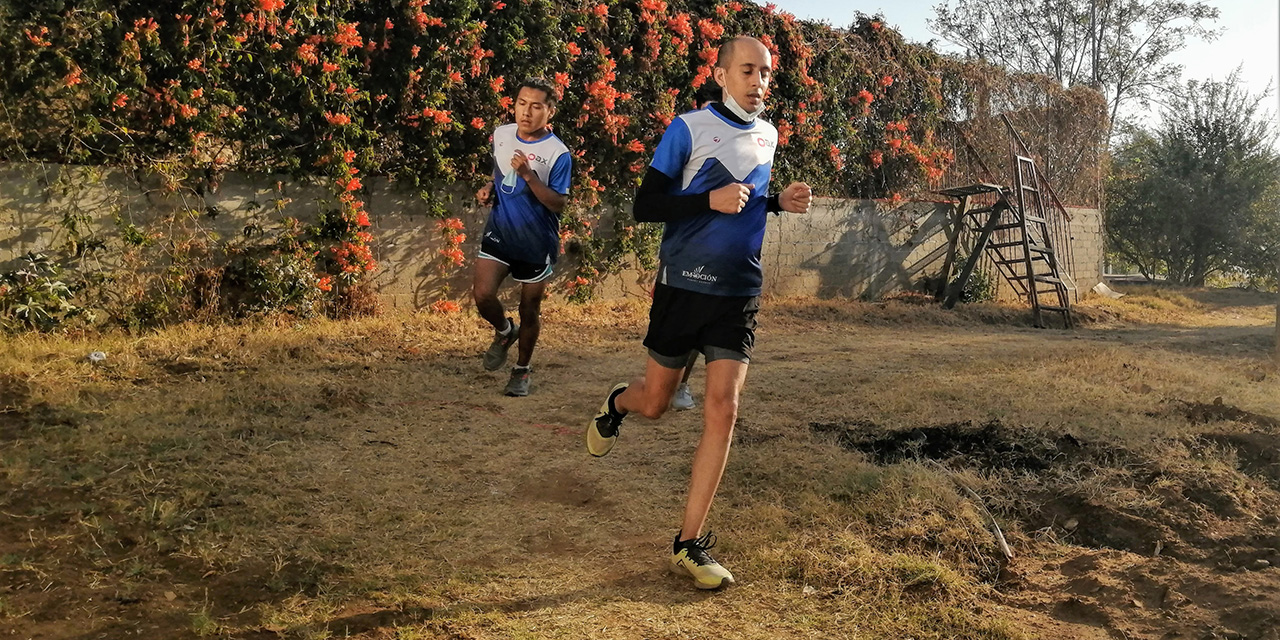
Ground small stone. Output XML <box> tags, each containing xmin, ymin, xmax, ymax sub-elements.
<box><xmin>87</xmin><ymin>351</ymin><xmax>107</xmax><ymax>364</ymax></box>
<box><xmin>802</xmin><ymin>585</ymin><xmax>817</xmax><ymax>595</ymax></box>
<box><xmin>1252</xmin><ymin>558</ymin><xmax>1271</xmax><ymax>570</ymax></box>
<box><xmin>1062</xmin><ymin>518</ymin><xmax>1079</xmax><ymax>531</ymax></box>
<box><xmin>164</xmin><ymin>591</ymin><xmax>177</xmax><ymax>601</ymax></box>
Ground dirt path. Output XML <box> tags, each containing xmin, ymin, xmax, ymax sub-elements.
<box><xmin>2</xmin><ymin>291</ymin><xmax>1278</xmax><ymax>639</ymax></box>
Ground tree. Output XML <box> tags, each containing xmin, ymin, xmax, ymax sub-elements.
<box><xmin>930</xmin><ymin>0</ymin><xmax>1219</xmax><ymax>140</ymax></box>
<box><xmin>1105</xmin><ymin>71</ymin><xmax>1280</xmax><ymax>287</ymax></box>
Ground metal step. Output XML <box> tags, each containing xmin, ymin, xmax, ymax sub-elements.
<box><xmin>1039</xmin><ymin>305</ymin><xmax>1070</xmax><ymax>313</ymax></box>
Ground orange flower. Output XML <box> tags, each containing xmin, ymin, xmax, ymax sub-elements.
<box><xmin>356</xmin><ymin>211</ymin><xmax>371</xmax><ymax>227</ymax></box>
<box><xmin>63</xmin><ymin>67</ymin><xmax>83</xmax><ymax>87</ymax></box>
<box><xmin>871</xmin><ymin>21</ymin><xmax>883</xmax><ymax>31</ymax></box>
<box><xmin>857</xmin><ymin>89</ymin><xmax>874</xmax><ymax>104</ymax></box>
<box><xmin>471</xmin><ymin>117</ymin><xmax>486</xmax><ymax>129</ymax></box>
<box><xmin>870</xmin><ymin>149</ymin><xmax>884</xmax><ymax>168</ymax></box>
<box><xmin>431</xmin><ymin>299</ymin><xmax>461</xmax><ymax>314</ymax></box>
<box><xmin>627</xmin><ymin>139</ymin><xmax>645</xmax><ymax>153</ymax></box>
<box><xmin>187</xmin><ymin>58</ymin><xmax>203</xmax><ymax>70</ymax></box>
<box><xmin>325</xmin><ymin>112</ymin><xmax>351</xmax><ymax>125</ymax></box>
<box><xmin>492</xmin><ymin>1</ymin><xmax>506</xmax><ymax>10</ymax></box>
<box><xmin>322</xmin><ymin>61</ymin><xmax>340</xmax><ymax>73</ymax></box>
<box><xmin>317</xmin><ymin>276</ymin><xmax>333</xmax><ymax>292</ymax></box>
<box><xmin>297</xmin><ymin>44</ymin><xmax>318</xmax><ymax>65</ymax></box>
<box><xmin>566</xmin><ymin>42</ymin><xmax>581</xmax><ymax>56</ymax></box>
<box><xmin>112</xmin><ymin>93</ymin><xmax>128</xmax><ymax>108</ymax></box>
<box><xmin>258</xmin><ymin>0</ymin><xmax>285</xmax><ymax>11</ymax></box>
<box><xmin>490</xmin><ymin>76</ymin><xmax>505</xmax><ymax>93</ymax></box>
<box><xmin>880</xmin><ymin>75</ymin><xmax>894</xmax><ymax>87</ymax></box>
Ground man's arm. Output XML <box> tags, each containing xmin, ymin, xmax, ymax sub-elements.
<box><xmin>634</xmin><ymin>168</ymin><xmax>710</xmax><ymax>223</ymax></box>
<box><xmin>512</xmin><ymin>152</ymin><xmax>567</xmax><ymax>213</ymax></box>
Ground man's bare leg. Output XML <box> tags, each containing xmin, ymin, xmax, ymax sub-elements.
<box><xmin>472</xmin><ymin>258</ymin><xmax>510</xmax><ymax>330</ymax></box>
<box><xmin>515</xmin><ymin>281</ymin><xmax>547</xmax><ymax>367</ymax></box>
<box><xmin>613</xmin><ymin>356</ymin><xmax>685</xmax><ymax>419</ymax></box>
<box><xmin>679</xmin><ymin>358</ymin><xmax>747</xmax><ymax>540</ymax></box>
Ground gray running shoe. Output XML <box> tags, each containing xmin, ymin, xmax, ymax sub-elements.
<box><xmin>671</xmin><ymin>382</ymin><xmax>696</xmax><ymax>411</ymax></box>
<box><xmin>504</xmin><ymin>366</ymin><xmax>531</xmax><ymax>397</ymax></box>
<box><xmin>483</xmin><ymin>319</ymin><xmax>519</xmax><ymax>371</ymax></box>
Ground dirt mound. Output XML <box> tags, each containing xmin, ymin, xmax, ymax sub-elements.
<box><xmin>809</xmin><ymin>419</ymin><xmax>1098</xmax><ymax>471</ymax></box>
<box><xmin>811</xmin><ymin>418</ymin><xmax>1280</xmax><ymax>639</ymax></box>
<box><xmin>1182</xmin><ymin>397</ymin><xmax>1280</xmax><ymax>429</ymax></box>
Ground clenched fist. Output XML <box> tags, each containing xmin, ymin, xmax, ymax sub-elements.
<box><xmin>476</xmin><ymin>182</ymin><xmax>494</xmax><ymax>205</ymax></box>
<box><xmin>710</xmin><ymin>182</ymin><xmax>754</xmax><ymax>214</ymax></box>
<box><xmin>780</xmin><ymin>182</ymin><xmax>813</xmax><ymax>213</ymax></box>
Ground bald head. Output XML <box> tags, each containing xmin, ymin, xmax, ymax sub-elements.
<box><xmin>716</xmin><ymin>36</ymin><xmax>769</xmax><ymax>70</ymax></box>
<box><xmin>713</xmin><ymin>36</ymin><xmax>772</xmax><ymax>114</ymax></box>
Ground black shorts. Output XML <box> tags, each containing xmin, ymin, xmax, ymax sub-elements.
<box><xmin>478</xmin><ymin>237</ymin><xmax>554</xmax><ymax>283</ymax></box>
<box><xmin>643</xmin><ymin>283</ymin><xmax>759</xmax><ymax>369</ymax></box>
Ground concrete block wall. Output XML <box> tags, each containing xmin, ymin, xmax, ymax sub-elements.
<box><xmin>0</xmin><ymin>162</ymin><xmax>1103</xmax><ymax>308</ymax></box>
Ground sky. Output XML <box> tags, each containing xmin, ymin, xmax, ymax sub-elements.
<box><xmin>768</xmin><ymin>0</ymin><xmax>1280</xmax><ymax>122</ymax></box>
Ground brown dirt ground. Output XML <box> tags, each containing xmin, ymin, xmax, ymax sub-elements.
<box><xmin>1</xmin><ymin>285</ymin><xmax>1278</xmax><ymax>639</ymax></box>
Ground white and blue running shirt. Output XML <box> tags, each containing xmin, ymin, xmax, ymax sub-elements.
<box><xmin>481</xmin><ymin>123</ymin><xmax>572</xmax><ymax>265</ymax></box>
<box><xmin>649</xmin><ymin>107</ymin><xmax>778</xmax><ymax>296</ymax></box>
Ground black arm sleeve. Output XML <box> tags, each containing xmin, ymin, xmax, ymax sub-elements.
<box><xmin>633</xmin><ymin>167</ymin><xmax>711</xmax><ymax>223</ymax></box>
<box><xmin>767</xmin><ymin>193</ymin><xmax>782</xmax><ymax>213</ymax></box>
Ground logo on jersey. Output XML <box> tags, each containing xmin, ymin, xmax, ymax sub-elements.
<box><xmin>682</xmin><ymin>265</ymin><xmax>718</xmax><ymax>283</ymax></box>
<box><xmin>756</xmin><ymin>137</ymin><xmax>775</xmax><ymax>149</ymax></box>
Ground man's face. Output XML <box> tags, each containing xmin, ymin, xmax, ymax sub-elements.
<box><xmin>514</xmin><ymin>87</ymin><xmax>554</xmax><ymax>136</ymax></box>
<box><xmin>714</xmin><ymin>40</ymin><xmax>772</xmax><ymax>112</ymax></box>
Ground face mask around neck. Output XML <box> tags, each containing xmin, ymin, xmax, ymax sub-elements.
<box><xmin>721</xmin><ymin>92</ymin><xmax>765</xmax><ymax>122</ymax></box>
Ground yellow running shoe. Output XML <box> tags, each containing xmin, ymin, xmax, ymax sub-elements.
<box><xmin>586</xmin><ymin>383</ymin><xmax>628</xmax><ymax>457</ymax></box>
<box><xmin>669</xmin><ymin>532</ymin><xmax>735</xmax><ymax>590</ymax></box>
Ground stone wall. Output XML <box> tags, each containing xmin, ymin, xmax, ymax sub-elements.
<box><xmin>0</xmin><ymin>162</ymin><xmax>1102</xmax><ymax>309</ymax></box>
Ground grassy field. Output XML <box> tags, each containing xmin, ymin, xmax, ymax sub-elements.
<box><xmin>2</xmin><ymin>285</ymin><xmax>1278</xmax><ymax>639</ymax></box>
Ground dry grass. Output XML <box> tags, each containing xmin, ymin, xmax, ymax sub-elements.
<box><xmin>1</xmin><ymin>286</ymin><xmax>1278</xmax><ymax>639</ymax></box>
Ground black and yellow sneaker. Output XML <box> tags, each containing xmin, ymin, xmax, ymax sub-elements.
<box><xmin>669</xmin><ymin>531</ymin><xmax>735</xmax><ymax>590</ymax></box>
<box><xmin>586</xmin><ymin>382</ymin><xmax>628</xmax><ymax>457</ymax></box>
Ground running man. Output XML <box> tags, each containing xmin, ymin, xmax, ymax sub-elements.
<box><xmin>671</xmin><ymin>83</ymin><xmax>724</xmax><ymax>413</ymax></box>
<box><xmin>586</xmin><ymin>36</ymin><xmax>813</xmax><ymax>589</ymax></box>
<box><xmin>473</xmin><ymin>78</ymin><xmax>571</xmax><ymax>397</ymax></box>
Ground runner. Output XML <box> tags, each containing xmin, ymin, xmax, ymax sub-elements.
<box><xmin>586</xmin><ymin>36</ymin><xmax>813</xmax><ymax>589</ymax></box>
<box><xmin>671</xmin><ymin>83</ymin><xmax>724</xmax><ymax>412</ymax></box>
<box><xmin>473</xmin><ymin>78</ymin><xmax>571</xmax><ymax>397</ymax></box>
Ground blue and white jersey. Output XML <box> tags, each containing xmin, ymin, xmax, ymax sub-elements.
<box><xmin>482</xmin><ymin>123</ymin><xmax>572</xmax><ymax>265</ymax></box>
<box><xmin>650</xmin><ymin>107</ymin><xmax>778</xmax><ymax>297</ymax></box>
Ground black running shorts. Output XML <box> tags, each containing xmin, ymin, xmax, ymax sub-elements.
<box><xmin>643</xmin><ymin>283</ymin><xmax>759</xmax><ymax>369</ymax></box>
<box><xmin>478</xmin><ymin>236</ymin><xmax>554</xmax><ymax>283</ymax></box>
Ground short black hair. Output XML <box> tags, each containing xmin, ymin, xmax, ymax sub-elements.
<box><xmin>716</xmin><ymin>35</ymin><xmax>765</xmax><ymax>70</ymax></box>
<box><xmin>516</xmin><ymin>77</ymin><xmax>557</xmax><ymax>108</ymax></box>
<box><xmin>696</xmin><ymin>84</ymin><xmax>722</xmax><ymax>107</ymax></box>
